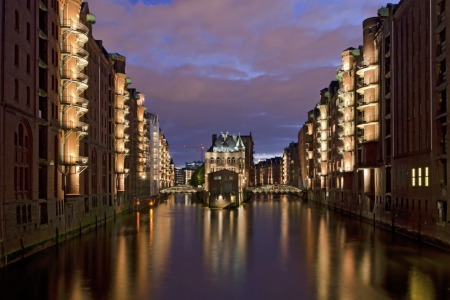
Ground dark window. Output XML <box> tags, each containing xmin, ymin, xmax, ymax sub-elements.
<box><xmin>14</xmin><ymin>45</ymin><xmax>19</xmax><ymax>66</ymax></box>
<box><xmin>21</xmin><ymin>205</ymin><xmax>27</xmax><ymax>223</ymax></box>
<box><xmin>15</xmin><ymin>11</ymin><xmax>19</xmax><ymax>31</ymax></box>
<box><xmin>14</xmin><ymin>79</ymin><xmax>19</xmax><ymax>101</ymax></box>
<box><xmin>54</xmin><ymin>135</ymin><xmax>58</xmax><ymax>197</ymax></box>
<box><xmin>91</xmin><ymin>149</ymin><xmax>97</xmax><ymax>191</ymax></box>
<box><xmin>26</xmin><ymin>55</ymin><xmax>30</xmax><ymax>73</ymax></box>
<box><xmin>16</xmin><ymin>205</ymin><xmax>21</xmax><ymax>224</ymax></box>
<box><xmin>102</xmin><ymin>153</ymin><xmax>107</xmax><ymax>192</ymax></box>
<box><xmin>40</xmin><ymin>203</ymin><xmax>48</xmax><ymax>225</ymax></box>
<box><xmin>27</xmin><ymin>23</ymin><xmax>30</xmax><ymax>41</ymax></box>
<box><xmin>27</xmin><ymin>204</ymin><xmax>31</xmax><ymax>222</ymax></box>
<box><xmin>14</xmin><ymin>166</ymin><xmax>17</xmax><ymax>192</ymax></box>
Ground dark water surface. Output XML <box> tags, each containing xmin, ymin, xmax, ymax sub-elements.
<box><xmin>2</xmin><ymin>194</ymin><xmax>450</xmax><ymax>300</ymax></box>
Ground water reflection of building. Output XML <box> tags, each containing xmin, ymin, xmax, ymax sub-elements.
<box><xmin>202</xmin><ymin>208</ymin><xmax>248</xmax><ymax>282</ymax></box>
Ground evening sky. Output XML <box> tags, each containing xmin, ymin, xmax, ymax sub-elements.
<box><xmin>88</xmin><ymin>0</ymin><xmax>391</xmax><ymax>165</ymax></box>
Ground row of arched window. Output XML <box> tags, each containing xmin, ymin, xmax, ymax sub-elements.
<box><xmin>210</xmin><ymin>157</ymin><xmax>242</xmax><ymax>164</ymax></box>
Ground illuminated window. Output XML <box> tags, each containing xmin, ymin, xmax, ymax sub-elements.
<box><xmin>412</xmin><ymin>168</ymin><xmax>416</xmax><ymax>186</ymax></box>
<box><xmin>425</xmin><ymin>167</ymin><xmax>429</xmax><ymax>186</ymax></box>
<box><xmin>418</xmin><ymin>168</ymin><xmax>422</xmax><ymax>186</ymax></box>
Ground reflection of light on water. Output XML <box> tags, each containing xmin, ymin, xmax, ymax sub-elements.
<box><xmin>149</xmin><ymin>208</ymin><xmax>154</xmax><ymax>254</ymax></box>
<box><xmin>408</xmin><ymin>267</ymin><xmax>435</xmax><ymax>300</ymax></box>
<box><xmin>136</xmin><ymin>212</ymin><xmax>140</xmax><ymax>232</ymax></box>
<box><xmin>202</xmin><ymin>207</ymin><xmax>247</xmax><ymax>283</ymax></box>
<box><xmin>317</xmin><ymin>217</ymin><xmax>329</xmax><ymax>300</ymax></box>
<box><xmin>115</xmin><ymin>230</ymin><xmax>129</xmax><ymax>300</ymax></box>
<box><xmin>67</xmin><ymin>270</ymin><xmax>85</xmax><ymax>299</ymax></box>
<box><xmin>340</xmin><ymin>246</ymin><xmax>355</xmax><ymax>299</ymax></box>
<box><xmin>360</xmin><ymin>251</ymin><xmax>371</xmax><ymax>285</ymax></box>
<box><xmin>279</xmin><ymin>201</ymin><xmax>289</xmax><ymax>269</ymax></box>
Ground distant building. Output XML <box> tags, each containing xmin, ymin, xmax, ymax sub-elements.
<box><xmin>159</xmin><ymin>132</ymin><xmax>174</xmax><ymax>189</ymax></box>
<box><xmin>148</xmin><ymin>113</ymin><xmax>160</xmax><ymax>195</ymax></box>
<box><xmin>184</xmin><ymin>160</ymin><xmax>203</xmax><ymax>185</ymax></box>
<box><xmin>186</xmin><ymin>161</ymin><xmax>203</xmax><ymax>170</ymax></box>
<box><xmin>174</xmin><ymin>167</ymin><xmax>185</xmax><ymax>185</ymax></box>
<box><xmin>240</xmin><ymin>134</ymin><xmax>255</xmax><ymax>186</ymax></box>
<box><xmin>282</xmin><ymin>142</ymin><xmax>299</xmax><ymax>187</ymax></box>
<box><xmin>255</xmin><ymin>157</ymin><xmax>283</xmax><ymax>186</ymax></box>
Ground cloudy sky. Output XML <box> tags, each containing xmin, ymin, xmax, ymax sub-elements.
<box><xmin>88</xmin><ymin>0</ymin><xmax>391</xmax><ymax>166</ymax></box>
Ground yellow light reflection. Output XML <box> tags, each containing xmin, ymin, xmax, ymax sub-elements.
<box><xmin>136</xmin><ymin>211</ymin><xmax>140</xmax><ymax>232</ymax></box>
<box><xmin>408</xmin><ymin>267</ymin><xmax>435</xmax><ymax>300</ymax></box>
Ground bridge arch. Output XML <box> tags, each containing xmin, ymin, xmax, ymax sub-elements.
<box><xmin>160</xmin><ymin>185</ymin><xmax>199</xmax><ymax>194</ymax></box>
<box><xmin>245</xmin><ymin>184</ymin><xmax>304</xmax><ymax>196</ymax></box>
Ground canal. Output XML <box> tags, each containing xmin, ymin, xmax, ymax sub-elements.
<box><xmin>1</xmin><ymin>194</ymin><xmax>450</xmax><ymax>299</ymax></box>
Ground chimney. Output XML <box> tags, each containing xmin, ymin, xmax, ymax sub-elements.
<box><xmin>212</xmin><ymin>134</ymin><xmax>217</xmax><ymax>145</ymax></box>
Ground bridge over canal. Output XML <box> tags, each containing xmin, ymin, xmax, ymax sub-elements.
<box><xmin>160</xmin><ymin>185</ymin><xmax>199</xmax><ymax>194</ymax></box>
<box><xmin>245</xmin><ymin>184</ymin><xmax>304</xmax><ymax>197</ymax></box>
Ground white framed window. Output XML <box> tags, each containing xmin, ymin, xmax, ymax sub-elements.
<box><xmin>418</xmin><ymin>168</ymin><xmax>422</xmax><ymax>186</ymax></box>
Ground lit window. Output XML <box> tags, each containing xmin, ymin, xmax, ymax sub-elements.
<box><xmin>425</xmin><ymin>167</ymin><xmax>429</xmax><ymax>186</ymax></box>
<box><xmin>412</xmin><ymin>168</ymin><xmax>416</xmax><ymax>186</ymax></box>
<box><xmin>418</xmin><ymin>168</ymin><xmax>422</xmax><ymax>186</ymax></box>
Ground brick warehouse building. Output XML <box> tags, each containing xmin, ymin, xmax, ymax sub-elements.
<box><xmin>0</xmin><ymin>0</ymin><xmax>173</xmax><ymax>266</ymax></box>
<box><xmin>298</xmin><ymin>0</ymin><xmax>450</xmax><ymax>247</ymax></box>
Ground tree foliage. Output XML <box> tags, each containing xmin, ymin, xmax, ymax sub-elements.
<box><xmin>189</xmin><ymin>163</ymin><xmax>205</xmax><ymax>187</ymax></box>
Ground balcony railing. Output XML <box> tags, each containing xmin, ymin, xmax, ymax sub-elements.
<box><xmin>116</xmin><ymin>168</ymin><xmax>130</xmax><ymax>175</ymax></box>
<box><xmin>358</xmin><ymin>132</ymin><xmax>380</xmax><ymax>143</ymax></box>
<box><xmin>116</xmin><ymin>134</ymin><xmax>130</xmax><ymax>141</ymax></box>
<box><xmin>359</xmin><ymin>114</ymin><xmax>379</xmax><ymax>124</ymax></box>
<box><xmin>60</xmin><ymin>120</ymin><xmax>89</xmax><ymax>132</ymax></box>
<box><xmin>60</xmin><ymin>95</ymin><xmax>89</xmax><ymax>108</ymax></box>
<box><xmin>60</xmin><ymin>19</ymin><xmax>89</xmax><ymax>35</ymax></box>
<box><xmin>115</xmin><ymin>148</ymin><xmax>130</xmax><ymax>155</ymax></box>
<box><xmin>61</xmin><ymin>70</ymin><xmax>89</xmax><ymax>83</ymax></box>
<box><xmin>60</xmin><ymin>48</ymin><xmax>88</xmax><ymax>68</ymax></box>
<box><xmin>61</xmin><ymin>155</ymin><xmax>88</xmax><ymax>166</ymax></box>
